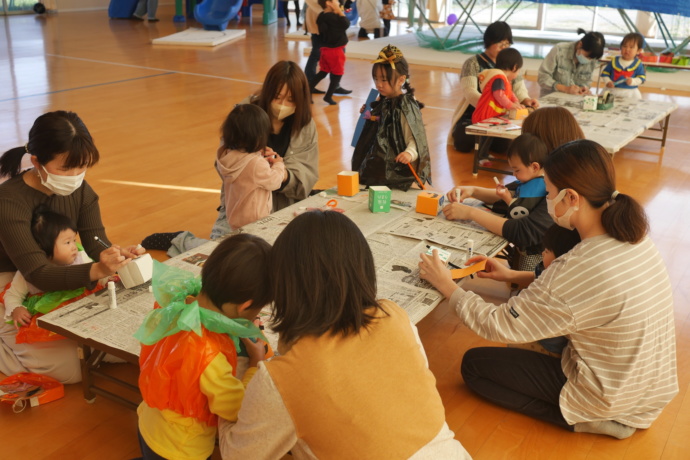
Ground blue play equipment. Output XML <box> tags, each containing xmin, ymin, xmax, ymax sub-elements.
<box><xmin>194</xmin><ymin>0</ymin><xmax>244</xmax><ymax>30</ymax></box>
<box><xmin>108</xmin><ymin>0</ymin><xmax>138</xmax><ymax>18</ymax></box>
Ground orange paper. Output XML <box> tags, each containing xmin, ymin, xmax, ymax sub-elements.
<box><xmin>450</xmin><ymin>259</ymin><xmax>487</xmax><ymax>279</ymax></box>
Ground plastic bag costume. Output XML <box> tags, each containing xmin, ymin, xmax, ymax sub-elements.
<box><xmin>352</xmin><ymin>92</ymin><xmax>431</xmax><ymax>191</ymax></box>
<box><xmin>134</xmin><ymin>262</ymin><xmax>265</xmax><ymax>426</ymax></box>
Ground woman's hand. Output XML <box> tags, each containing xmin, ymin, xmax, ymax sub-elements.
<box><xmin>11</xmin><ymin>306</ymin><xmax>31</xmax><ymax>329</ymax></box>
<box><xmin>562</xmin><ymin>84</ymin><xmax>580</xmax><ymax>95</ymax></box>
<box><xmin>90</xmin><ymin>246</ymin><xmax>130</xmax><ymax>280</ymax></box>
<box><xmin>521</xmin><ymin>98</ymin><xmax>539</xmax><ymax>109</ymax></box>
<box><xmin>419</xmin><ymin>250</ymin><xmax>458</xmax><ymax>299</ymax></box>
<box><xmin>242</xmin><ymin>337</ymin><xmax>267</xmax><ymax>368</ymax></box>
<box><xmin>119</xmin><ymin>244</ymin><xmax>145</xmax><ymax>259</ymax></box>
<box><xmin>443</xmin><ymin>202</ymin><xmax>474</xmax><ymax>221</ymax></box>
<box><xmin>268</xmin><ymin>155</ymin><xmax>284</xmax><ymax>166</ymax></box>
<box><xmin>446</xmin><ymin>186</ymin><xmax>473</xmax><ymax>203</ymax></box>
<box><xmin>467</xmin><ymin>256</ymin><xmax>512</xmax><ymax>281</ymax></box>
<box><xmin>578</xmin><ymin>86</ymin><xmax>591</xmax><ymax>95</ymax></box>
<box><xmin>395</xmin><ymin>152</ymin><xmax>412</xmax><ymax>164</ymax></box>
<box><xmin>262</xmin><ymin>146</ymin><xmax>277</xmax><ymax>159</ymax></box>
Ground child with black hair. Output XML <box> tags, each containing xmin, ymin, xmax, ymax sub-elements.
<box><xmin>445</xmin><ymin>133</ymin><xmax>552</xmax><ymax>271</ymax></box>
<box><xmin>352</xmin><ymin>45</ymin><xmax>431</xmax><ymax>191</ymax></box>
<box><xmin>602</xmin><ymin>32</ymin><xmax>646</xmax><ymax>100</ymax></box>
<box><xmin>309</xmin><ymin>0</ymin><xmax>350</xmax><ymax>105</ymax></box>
<box><xmin>4</xmin><ymin>206</ymin><xmax>88</xmax><ymax>329</ymax></box>
<box><xmin>472</xmin><ymin>47</ymin><xmax>525</xmax><ymax>124</ymax></box>
<box><xmin>135</xmin><ymin>234</ymin><xmax>271</xmax><ymax>460</ymax></box>
<box><xmin>216</xmin><ymin>104</ymin><xmax>285</xmax><ymax>231</ymax></box>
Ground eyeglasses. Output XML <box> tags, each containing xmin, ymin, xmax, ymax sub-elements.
<box><xmin>497</xmin><ymin>41</ymin><xmax>511</xmax><ymax>49</ymax></box>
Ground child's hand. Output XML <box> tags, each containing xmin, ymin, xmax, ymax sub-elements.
<box><xmin>359</xmin><ymin>104</ymin><xmax>367</xmax><ymax>114</ymax></box>
<box><xmin>511</xmin><ymin>103</ymin><xmax>525</xmax><ymax>110</ymax></box>
<box><xmin>395</xmin><ymin>152</ymin><xmax>412</xmax><ymax>164</ymax></box>
<box><xmin>11</xmin><ymin>306</ymin><xmax>31</xmax><ymax>329</ymax></box>
<box><xmin>268</xmin><ymin>155</ymin><xmax>284</xmax><ymax>166</ymax></box>
<box><xmin>606</xmin><ymin>81</ymin><xmax>615</xmax><ymax>88</ymax></box>
<box><xmin>262</xmin><ymin>146</ymin><xmax>278</xmax><ymax>159</ymax></box>
<box><xmin>495</xmin><ymin>184</ymin><xmax>511</xmax><ymax>204</ymax></box>
<box><xmin>446</xmin><ymin>186</ymin><xmax>473</xmax><ymax>203</ymax></box>
<box><xmin>442</xmin><ymin>202</ymin><xmax>474</xmax><ymax>221</ymax></box>
<box><xmin>242</xmin><ymin>337</ymin><xmax>267</xmax><ymax>368</ymax></box>
<box><xmin>626</xmin><ymin>77</ymin><xmax>634</xmax><ymax>85</ymax></box>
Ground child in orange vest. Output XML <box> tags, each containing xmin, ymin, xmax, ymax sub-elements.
<box><xmin>135</xmin><ymin>234</ymin><xmax>272</xmax><ymax>460</ymax></box>
<box><xmin>472</xmin><ymin>48</ymin><xmax>525</xmax><ymax>124</ymax></box>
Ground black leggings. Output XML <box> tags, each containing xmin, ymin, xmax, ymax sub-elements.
<box><xmin>461</xmin><ymin>347</ymin><xmax>574</xmax><ymax>431</ymax></box>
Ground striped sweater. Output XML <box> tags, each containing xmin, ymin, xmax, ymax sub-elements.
<box><xmin>450</xmin><ymin>234</ymin><xmax>678</xmax><ymax>428</ymax></box>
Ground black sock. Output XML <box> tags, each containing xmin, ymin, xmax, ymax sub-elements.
<box><xmin>324</xmin><ymin>74</ymin><xmax>342</xmax><ymax>104</ymax></box>
<box><xmin>310</xmin><ymin>71</ymin><xmax>328</xmax><ymax>92</ymax></box>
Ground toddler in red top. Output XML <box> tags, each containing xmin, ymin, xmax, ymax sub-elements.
<box><xmin>472</xmin><ymin>48</ymin><xmax>525</xmax><ymax>124</ymax></box>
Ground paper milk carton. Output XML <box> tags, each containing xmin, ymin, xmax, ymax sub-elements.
<box><xmin>368</xmin><ymin>186</ymin><xmax>391</xmax><ymax>213</ymax></box>
<box><xmin>117</xmin><ymin>253</ymin><xmax>153</xmax><ymax>289</ymax></box>
<box><xmin>337</xmin><ymin>171</ymin><xmax>359</xmax><ymax>196</ymax></box>
<box><xmin>416</xmin><ymin>192</ymin><xmax>445</xmax><ymax>216</ymax></box>
<box><xmin>582</xmin><ymin>95</ymin><xmax>598</xmax><ymax>111</ymax></box>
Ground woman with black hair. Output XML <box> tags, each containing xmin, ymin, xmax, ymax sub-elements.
<box><xmin>449</xmin><ymin>21</ymin><xmax>540</xmax><ymax>153</ymax></box>
<box><xmin>538</xmin><ymin>28</ymin><xmax>606</xmax><ymax>97</ymax></box>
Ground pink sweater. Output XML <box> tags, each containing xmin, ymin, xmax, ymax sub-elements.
<box><xmin>216</xmin><ymin>148</ymin><xmax>286</xmax><ymax>230</ymax></box>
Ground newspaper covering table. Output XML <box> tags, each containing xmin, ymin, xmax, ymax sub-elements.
<box><xmin>466</xmin><ymin>92</ymin><xmax>678</xmax><ymax>174</ymax></box>
<box><xmin>239</xmin><ymin>188</ymin><xmax>507</xmax><ymax>324</ymax></box>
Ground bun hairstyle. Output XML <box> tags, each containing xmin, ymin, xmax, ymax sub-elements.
<box><xmin>545</xmin><ymin>139</ymin><xmax>648</xmax><ymax>244</ymax></box>
<box><xmin>576</xmin><ymin>28</ymin><xmax>606</xmax><ymax>60</ymax></box>
<box><xmin>371</xmin><ymin>45</ymin><xmax>424</xmax><ymax>108</ymax></box>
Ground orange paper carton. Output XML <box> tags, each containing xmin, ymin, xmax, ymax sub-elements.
<box><xmin>337</xmin><ymin>171</ymin><xmax>359</xmax><ymax>196</ymax></box>
<box><xmin>416</xmin><ymin>191</ymin><xmax>445</xmax><ymax>216</ymax></box>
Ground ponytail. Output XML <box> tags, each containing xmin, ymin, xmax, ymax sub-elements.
<box><xmin>402</xmin><ymin>80</ymin><xmax>425</xmax><ymax>109</ymax></box>
<box><xmin>0</xmin><ymin>146</ymin><xmax>29</xmax><ymax>179</ymax></box>
<box><xmin>546</xmin><ymin>139</ymin><xmax>648</xmax><ymax>244</ymax></box>
<box><xmin>601</xmin><ymin>192</ymin><xmax>648</xmax><ymax>244</ymax></box>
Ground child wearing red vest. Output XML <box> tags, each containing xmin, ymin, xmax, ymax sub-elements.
<box><xmin>135</xmin><ymin>234</ymin><xmax>272</xmax><ymax>460</ymax></box>
<box><xmin>472</xmin><ymin>48</ymin><xmax>525</xmax><ymax>124</ymax></box>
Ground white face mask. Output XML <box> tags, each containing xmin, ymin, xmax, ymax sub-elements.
<box><xmin>271</xmin><ymin>102</ymin><xmax>295</xmax><ymax>121</ymax></box>
<box><xmin>576</xmin><ymin>52</ymin><xmax>591</xmax><ymax>65</ymax></box>
<box><xmin>39</xmin><ymin>165</ymin><xmax>85</xmax><ymax>196</ymax></box>
<box><xmin>546</xmin><ymin>189</ymin><xmax>578</xmax><ymax>230</ymax></box>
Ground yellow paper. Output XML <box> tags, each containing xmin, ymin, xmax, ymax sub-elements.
<box><xmin>450</xmin><ymin>260</ymin><xmax>487</xmax><ymax>280</ymax></box>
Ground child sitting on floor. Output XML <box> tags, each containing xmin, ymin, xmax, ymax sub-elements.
<box><xmin>472</xmin><ymin>47</ymin><xmax>525</xmax><ymax>124</ymax></box>
<box><xmin>602</xmin><ymin>32</ymin><xmax>646</xmax><ymax>100</ymax></box>
<box><xmin>135</xmin><ymin>234</ymin><xmax>272</xmax><ymax>460</ymax></box>
<box><xmin>445</xmin><ymin>133</ymin><xmax>551</xmax><ymax>271</ymax></box>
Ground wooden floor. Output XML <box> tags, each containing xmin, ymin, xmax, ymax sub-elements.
<box><xmin>1</xmin><ymin>9</ymin><xmax>689</xmax><ymax>459</ymax></box>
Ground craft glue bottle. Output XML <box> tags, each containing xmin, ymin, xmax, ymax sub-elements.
<box><xmin>108</xmin><ymin>281</ymin><xmax>117</xmax><ymax>309</ymax></box>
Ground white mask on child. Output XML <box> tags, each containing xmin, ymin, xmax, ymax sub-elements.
<box><xmin>546</xmin><ymin>189</ymin><xmax>578</xmax><ymax>230</ymax></box>
<box><xmin>39</xmin><ymin>165</ymin><xmax>85</xmax><ymax>196</ymax></box>
<box><xmin>271</xmin><ymin>102</ymin><xmax>296</xmax><ymax>121</ymax></box>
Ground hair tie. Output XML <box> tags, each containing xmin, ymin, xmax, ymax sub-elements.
<box><xmin>610</xmin><ymin>190</ymin><xmax>619</xmax><ymax>201</ymax></box>
<box><xmin>371</xmin><ymin>45</ymin><xmax>404</xmax><ymax>70</ymax></box>
<box><xmin>24</xmin><ymin>143</ymin><xmax>29</xmax><ymax>153</ymax></box>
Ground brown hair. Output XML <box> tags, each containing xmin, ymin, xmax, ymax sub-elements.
<box><xmin>201</xmin><ymin>234</ymin><xmax>273</xmax><ymax>311</ymax></box>
<box><xmin>0</xmin><ymin>111</ymin><xmax>99</xmax><ymax>179</ymax></box>
<box><xmin>545</xmin><ymin>139</ymin><xmax>648</xmax><ymax>243</ymax></box>
<box><xmin>254</xmin><ymin>61</ymin><xmax>312</xmax><ymax>136</ymax></box>
<box><xmin>522</xmin><ymin>107</ymin><xmax>584</xmax><ymax>153</ymax></box>
<box><xmin>621</xmin><ymin>32</ymin><xmax>644</xmax><ymax>50</ymax></box>
<box><xmin>221</xmin><ymin>104</ymin><xmax>270</xmax><ymax>153</ymax></box>
<box><xmin>269</xmin><ymin>211</ymin><xmax>385</xmax><ymax>345</ymax></box>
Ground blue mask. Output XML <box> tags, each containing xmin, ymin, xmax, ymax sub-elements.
<box><xmin>576</xmin><ymin>53</ymin><xmax>591</xmax><ymax>65</ymax></box>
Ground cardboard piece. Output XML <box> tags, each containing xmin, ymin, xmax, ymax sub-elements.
<box><xmin>509</xmin><ymin>107</ymin><xmax>529</xmax><ymax>120</ymax></box>
<box><xmin>582</xmin><ymin>95</ymin><xmax>598</xmax><ymax>111</ymax></box>
<box><xmin>337</xmin><ymin>171</ymin><xmax>359</xmax><ymax>196</ymax></box>
<box><xmin>368</xmin><ymin>186</ymin><xmax>391</xmax><ymax>213</ymax></box>
<box><xmin>117</xmin><ymin>253</ymin><xmax>153</xmax><ymax>289</ymax></box>
<box><xmin>351</xmin><ymin>89</ymin><xmax>379</xmax><ymax>147</ymax></box>
<box><xmin>450</xmin><ymin>259</ymin><xmax>487</xmax><ymax>279</ymax></box>
<box><xmin>416</xmin><ymin>192</ymin><xmax>444</xmax><ymax>216</ymax></box>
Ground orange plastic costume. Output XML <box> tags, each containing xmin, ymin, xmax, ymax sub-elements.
<box><xmin>138</xmin><ymin>316</ymin><xmax>238</xmax><ymax>427</ymax></box>
<box><xmin>472</xmin><ymin>71</ymin><xmax>515</xmax><ymax>123</ymax></box>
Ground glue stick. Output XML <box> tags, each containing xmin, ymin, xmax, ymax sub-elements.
<box><xmin>108</xmin><ymin>281</ymin><xmax>117</xmax><ymax>309</ymax></box>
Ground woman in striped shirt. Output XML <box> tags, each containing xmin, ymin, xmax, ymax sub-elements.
<box><xmin>420</xmin><ymin>139</ymin><xmax>678</xmax><ymax>439</ymax></box>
